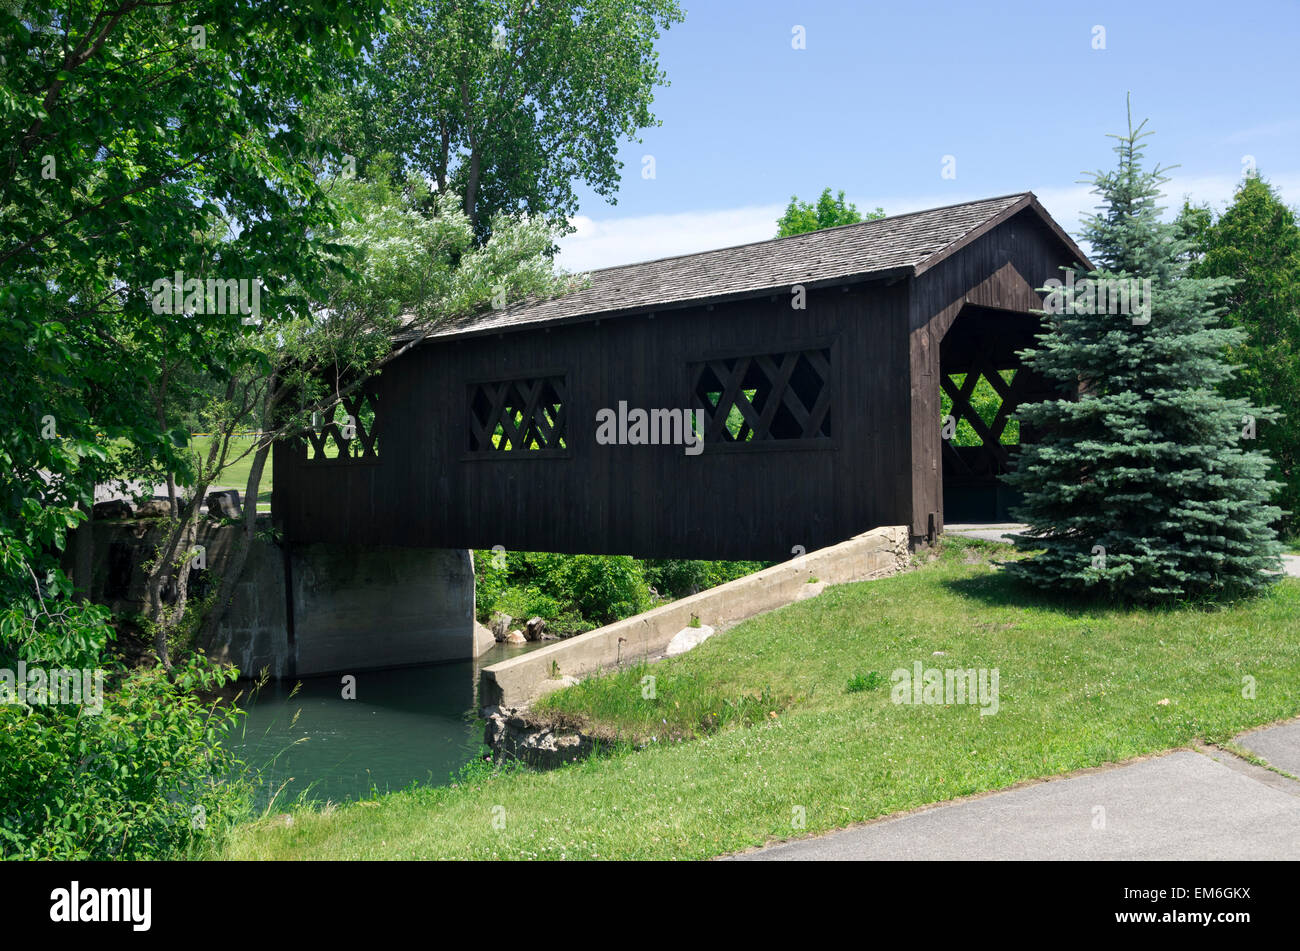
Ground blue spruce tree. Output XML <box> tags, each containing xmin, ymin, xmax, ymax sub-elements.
<box><xmin>1004</xmin><ymin>106</ymin><xmax>1284</xmax><ymax>602</ymax></box>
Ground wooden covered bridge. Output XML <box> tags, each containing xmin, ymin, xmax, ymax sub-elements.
<box><xmin>273</xmin><ymin>193</ymin><xmax>1089</xmax><ymax>562</ymax></box>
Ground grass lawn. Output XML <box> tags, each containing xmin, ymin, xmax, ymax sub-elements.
<box><xmin>189</xmin><ymin>435</ymin><xmax>272</xmax><ymax>510</ymax></box>
<box><xmin>220</xmin><ymin>538</ymin><xmax>1300</xmax><ymax>860</ymax></box>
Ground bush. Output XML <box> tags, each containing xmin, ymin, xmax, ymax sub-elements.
<box><xmin>547</xmin><ymin>609</ymin><xmax>596</xmax><ymax>639</ymax></box>
<box><xmin>549</xmin><ymin>555</ymin><xmax>651</xmax><ymax>625</ymax></box>
<box><xmin>473</xmin><ymin>550</ymin><xmax>510</xmax><ymax>620</ymax></box>
<box><xmin>643</xmin><ymin>558</ymin><xmax>769</xmax><ymax>599</ymax></box>
<box><xmin>492</xmin><ymin>585</ymin><xmax>563</xmax><ymax>623</ymax></box>
<box><xmin>475</xmin><ymin>551</ymin><xmax>769</xmax><ymax>630</ymax></box>
<box><xmin>0</xmin><ymin>655</ymin><xmax>250</xmax><ymax>860</ymax></box>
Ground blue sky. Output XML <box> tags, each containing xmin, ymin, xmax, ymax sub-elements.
<box><xmin>556</xmin><ymin>0</ymin><xmax>1300</xmax><ymax>270</ymax></box>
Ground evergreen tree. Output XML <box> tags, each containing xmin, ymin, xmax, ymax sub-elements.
<box><xmin>1003</xmin><ymin>107</ymin><xmax>1283</xmax><ymax>602</ymax></box>
<box><xmin>1179</xmin><ymin>176</ymin><xmax>1300</xmax><ymax>537</ymax></box>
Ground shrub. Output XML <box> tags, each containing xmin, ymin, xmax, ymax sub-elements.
<box><xmin>547</xmin><ymin>609</ymin><xmax>595</xmax><ymax>639</ymax></box>
<box><xmin>475</xmin><ymin>552</ymin><xmax>766</xmax><ymax>631</ymax></box>
<box><xmin>492</xmin><ymin>585</ymin><xmax>563</xmax><ymax>623</ymax></box>
<box><xmin>473</xmin><ymin>549</ymin><xmax>510</xmax><ymax>620</ymax></box>
<box><xmin>0</xmin><ymin>654</ymin><xmax>250</xmax><ymax>859</ymax></box>
<box><xmin>642</xmin><ymin>558</ymin><xmax>769</xmax><ymax>599</ymax></box>
<box><xmin>549</xmin><ymin>555</ymin><xmax>651</xmax><ymax>625</ymax></box>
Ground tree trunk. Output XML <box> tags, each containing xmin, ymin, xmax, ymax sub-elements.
<box><xmin>143</xmin><ymin>488</ymin><xmax>206</xmax><ymax>670</ymax></box>
<box><xmin>464</xmin><ymin>146</ymin><xmax>481</xmax><ymax>232</ymax></box>
<box><xmin>73</xmin><ymin>497</ymin><xmax>93</xmax><ymax>603</ymax></box>
<box><xmin>143</xmin><ymin>432</ymin><xmax>223</xmax><ymax>669</ymax></box>
<box><xmin>197</xmin><ymin>439</ymin><xmax>271</xmax><ymax>649</ymax></box>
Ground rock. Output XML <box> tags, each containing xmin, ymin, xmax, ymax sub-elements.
<box><xmin>505</xmin><ymin>630</ymin><xmax>527</xmax><ymax>645</ymax></box>
<box><xmin>525</xmin><ymin>616</ymin><xmax>547</xmax><ymax>641</ymax></box>
<box><xmin>665</xmin><ymin>623</ymin><xmax>715</xmax><ymax>657</ymax></box>
<box><xmin>484</xmin><ymin>709</ymin><xmax>607</xmax><ymax>769</ymax></box>
<box><xmin>490</xmin><ymin>613</ymin><xmax>513</xmax><ymax>642</ymax></box>
<box><xmin>92</xmin><ymin>499</ymin><xmax>133</xmax><ymax>520</ymax></box>
<box><xmin>484</xmin><ymin>713</ymin><xmax>505</xmax><ymax>748</ymax></box>
<box><xmin>473</xmin><ymin>620</ymin><xmax>496</xmax><ymax>655</ymax></box>
<box><xmin>134</xmin><ymin>498</ymin><xmax>173</xmax><ymax>518</ymax></box>
<box><xmin>206</xmin><ymin>489</ymin><xmax>242</xmax><ymax>519</ymax></box>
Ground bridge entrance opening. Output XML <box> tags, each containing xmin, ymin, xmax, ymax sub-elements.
<box><xmin>939</xmin><ymin>304</ymin><xmax>1055</xmax><ymax>523</ymax></box>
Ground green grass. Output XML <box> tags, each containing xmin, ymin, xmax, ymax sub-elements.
<box><xmin>532</xmin><ymin>660</ymin><xmax>791</xmax><ymax>743</ymax></box>
<box><xmin>189</xmin><ymin>435</ymin><xmax>272</xmax><ymax>510</ymax></box>
<box><xmin>845</xmin><ymin>670</ymin><xmax>887</xmax><ymax>693</ymax></box>
<box><xmin>220</xmin><ymin>538</ymin><xmax>1300</xmax><ymax>860</ymax></box>
<box><xmin>1285</xmin><ymin>535</ymin><xmax>1300</xmax><ymax>555</ymax></box>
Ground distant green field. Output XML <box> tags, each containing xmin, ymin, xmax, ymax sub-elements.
<box><xmin>189</xmin><ymin>435</ymin><xmax>273</xmax><ymax>510</ymax></box>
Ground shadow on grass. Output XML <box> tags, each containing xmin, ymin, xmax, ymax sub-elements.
<box><xmin>940</xmin><ymin>547</ymin><xmax>1283</xmax><ymax>618</ymax></box>
<box><xmin>941</xmin><ymin>567</ymin><xmax>1107</xmax><ymax>617</ymax></box>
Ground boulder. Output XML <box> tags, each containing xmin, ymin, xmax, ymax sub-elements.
<box><xmin>505</xmin><ymin>630</ymin><xmax>527</xmax><ymax>645</ymax></box>
<box><xmin>484</xmin><ymin>708</ymin><xmax>606</xmax><ymax>769</ymax></box>
<box><xmin>473</xmin><ymin>620</ymin><xmax>496</xmax><ymax>655</ymax></box>
<box><xmin>490</xmin><ymin>613</ymin><xmax>513</xmax><ymax>642</ymax></box>
<box><xmin>524</xmin><ymin>616</ymin><xmax>547</xmax><ymax>641</ymax></box>
<box><xmin>134</xmin><ymin>498</ymin><xmax>173</xmax><ymax>518</ymax></box>
<box><xmin>206</xmin><ymin>489</ymin><xmax>242</xmax><ymax>519</ymax></box>
<box><xmin>92</xmin><ymin>499</ymin><xmax>133</xmax><ymax>520</ymax></box>
<box><xmin>665</xmin><ymin>623</ymin><xmax>715</xmax><ymax>657</ymax></box>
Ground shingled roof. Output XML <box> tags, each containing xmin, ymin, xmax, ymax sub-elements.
<box><xmin>423</xmin><ymin>192</ymin><xmax>1083</xmax><ymax>341</ymax></box>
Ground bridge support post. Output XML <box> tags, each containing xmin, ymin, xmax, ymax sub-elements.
<box><xmin>290</xmin><ymin>544</ymin><xmax>483</xmax><ymax>676</ymax></box>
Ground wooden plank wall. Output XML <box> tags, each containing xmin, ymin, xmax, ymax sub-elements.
<box><xmin>273</xmin><ymin>208</ymin><xmax>1080</xmax><ymax>558</ymax></box>
<box><xmin>907</xmin><ymin>209</ymin><xmax>1086</xmax><ymax>538</ymax></box>
<box><xmin>275</xmin><ymin>279</ymin><xmax>913</xmax><ymax>561</ymax></box>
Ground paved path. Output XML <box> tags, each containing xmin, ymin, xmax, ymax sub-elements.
<box><xmin>946</xmin><ymin>523</ymin><xmax>1300</xmax><ymax>578</ymax></box>
<box><xmin>744</xmin><ymin>527</ymin><xmax>1300</xmax><ymax>860</ymax></box>
<box><xmin>1237</xmin><ymin>718</ymin><xmax>1300</xmax><ymax>778</ymax></box>
<box><xmin>945</xmin><ymin>522</ymin><xmax>1028</xmax><ymax>544</ymax></box>
<box><xmin>736</xmin><ymin>721</ymin><xmax>1300</xmax><ymax>860</ymax></box>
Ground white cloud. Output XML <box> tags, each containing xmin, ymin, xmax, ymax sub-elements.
<box><xmin>556</xmin><ymin>204</ymin><xmax>785</xmax><ymax>272</ymax></box>
<box><xmin>556</xmin><ymin>172</ymin><xmax>1300</xmax><ymax>273</ymax></box>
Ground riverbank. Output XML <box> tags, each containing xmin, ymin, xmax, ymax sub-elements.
<box><xmin>220</xmin><ymin>538</ymin><xmax>1300</xmax><ymax>860</ymax></box>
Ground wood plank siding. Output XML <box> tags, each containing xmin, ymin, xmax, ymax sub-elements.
<box><xmin>273</xmin><ymin>195</ymin><xmax>1088</xmax><ymax>558</ymax></box>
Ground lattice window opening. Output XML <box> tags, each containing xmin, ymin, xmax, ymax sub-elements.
<box><xmin>940</xmin><ymin>369</ymin><xmax>1020</xmax><ymax>448</ymax></box>
<box><xmin>693</xmin><ymin>348</ymin><xmax>832</xmax><ymax>443</ymax></box>
<box><xmin>468</xmin><ymin>376</ymin><xmax>568</xmax><ymax>452</ymax></box>
<box><xmin>303</xmin><ymin>392</ymin><xmax>380</xmax><ymax>461</ymax></box>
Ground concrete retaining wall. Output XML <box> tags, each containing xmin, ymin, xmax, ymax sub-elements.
<box><xmin>291</xmin><ymin>545</ymin><xmax>476</xmax><ymax>676</ymax></box>
<box><xmin>479</xmin><ymin>525</ymin><xmax>910</xmax><ymax>709</ymax></box>
<box><xmin>70</xmin><ymin>519</ymin><xmax>481</xmax><ymax>679</ymax></box>
<box><xmin>204</xmin><ymin>529</ymin><xmax>290</xmax><ymax>678</ymax></box>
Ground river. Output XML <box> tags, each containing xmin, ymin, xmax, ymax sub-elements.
<box><xmin>230</xmin><ymin>642</ymin><xmax>542</xmax><ymax>810</ymax></box>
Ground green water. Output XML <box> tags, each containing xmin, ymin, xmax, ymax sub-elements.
<box><xmin>232</xmin><ymin>643</ymin><xmax>538</xmax><ymax>809</ymax></box>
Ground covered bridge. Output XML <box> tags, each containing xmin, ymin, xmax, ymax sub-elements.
<box><xmin>273</xmin><ymin>192</ymin><xmax>1089</xmax><ymax>561</ymax></box>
